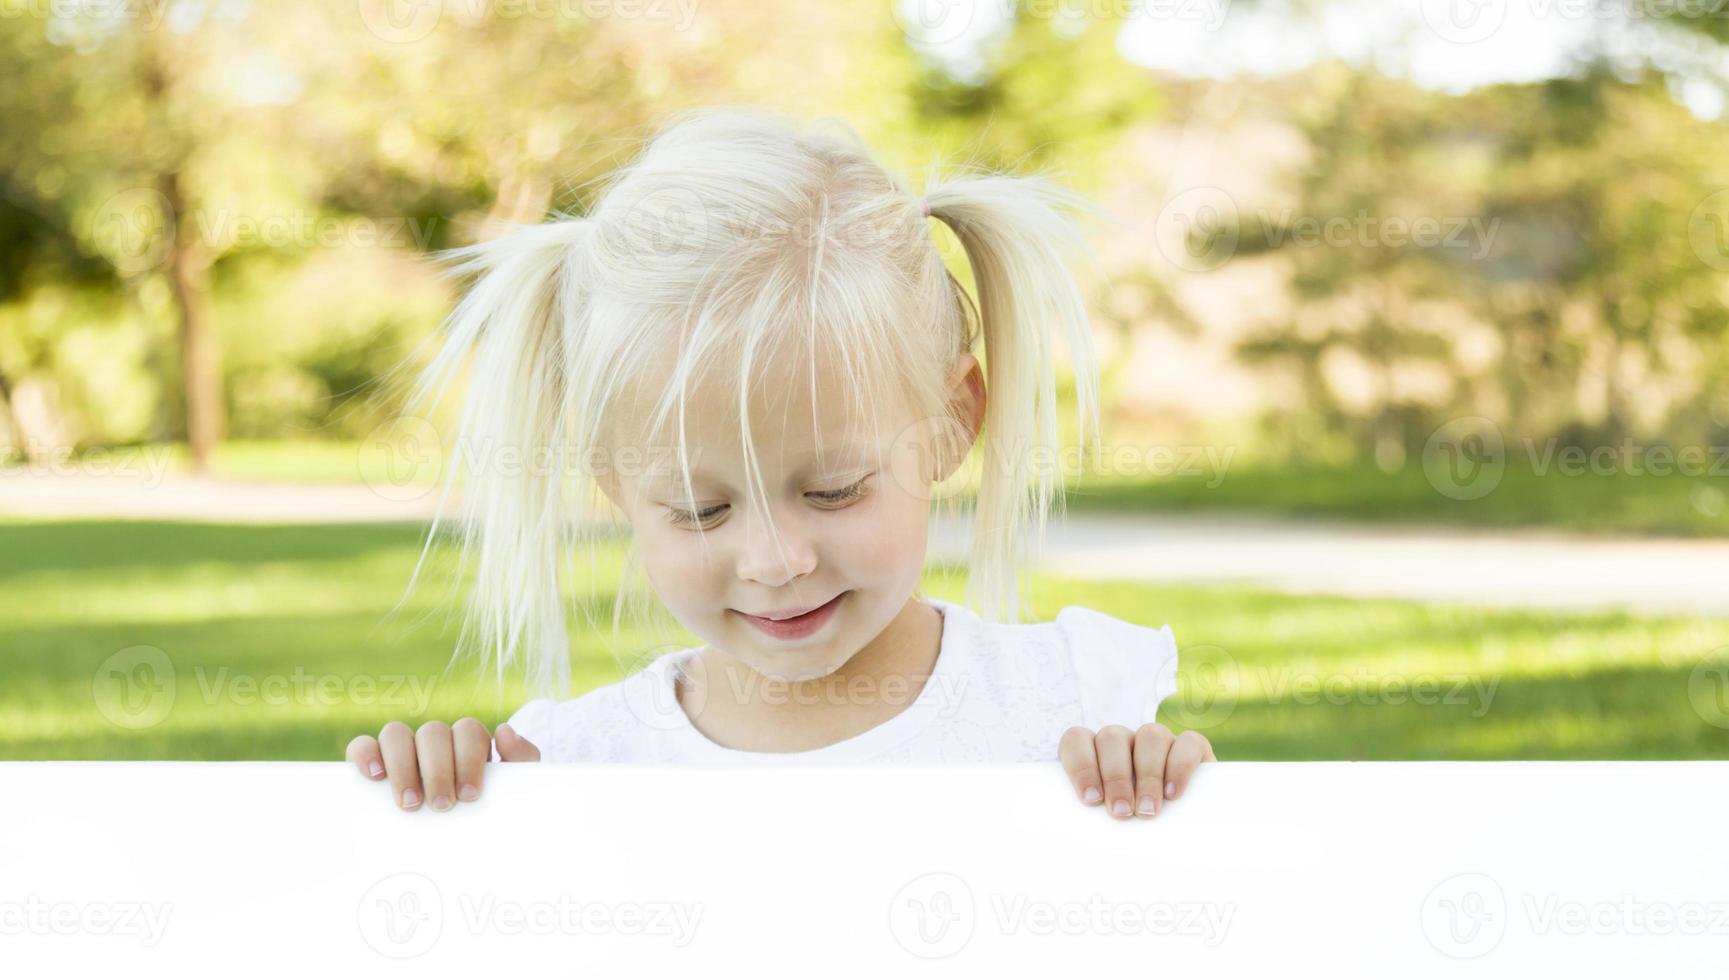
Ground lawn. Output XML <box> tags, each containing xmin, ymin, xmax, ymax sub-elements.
<box><xmin>78</xmin><ymin>439</ymin><xmax>1729</xmax><ymax>538</ymax></box>
<box><xmin>3</xmin><ymin>518</ymin><xmax>1725</xmax><ymax>761</ymax></box>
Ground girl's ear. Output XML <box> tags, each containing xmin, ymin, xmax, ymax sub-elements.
<box><xmin>936</xmin><ymin>353</ymin><xmax>986</xmax><ymax>480</ymax></box>
<box><xmin>954</xmin><ymin>352</ymin><xmax>986</xmax><ymax>444</ymax></box>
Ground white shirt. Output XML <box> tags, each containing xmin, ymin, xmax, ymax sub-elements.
<box><xmin>502</xmin><ymin>598</ymin><xmax>1179</xmax><ymax>765</ymax></box>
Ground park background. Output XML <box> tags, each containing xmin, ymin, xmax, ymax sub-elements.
<box><xmin>2</xmin><ymin>0</ymin><xmax>1728</xmax><ymax>760</ymax></box>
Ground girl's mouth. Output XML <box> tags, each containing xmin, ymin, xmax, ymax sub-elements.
<box><xmin>735</xmin><ymin>591</ymin><xmax>848</xmax><ymax>640</ymax></box>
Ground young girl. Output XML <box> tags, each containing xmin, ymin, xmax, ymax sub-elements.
<box><xmin>346</xmin><ymin>107</ymin><xmax>1215</xmax><ymax>821</ymax></box>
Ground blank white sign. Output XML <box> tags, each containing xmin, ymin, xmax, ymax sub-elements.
<box><xmin>1</xmin><ymin>761</ymin><xmax>1725</xmax><ymax>976</ymax></box>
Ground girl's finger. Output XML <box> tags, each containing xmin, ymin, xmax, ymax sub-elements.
<box><xmin>1057</xmin><ymin>726</ymin><xmax>1103</xmax><ymax>806</ymax></box>
<box><xmin>451</xmin><ymin>718</ymin><xmax>491</xmax><ymax>802</ymax></box>
<box><xmin>1164</xmin><ymin>730</ymin><xmax>1216</xmax><ymax>801</ymax></box>
<box><xmin>1093</xmin><ymin>725</ymin><xmax>1137</xmax><ymax>819</ymax></box>
<box><xmin>346</xmin><ymin>734</ymin><xmax>385</xmax><ymax>781</ymax></box>
<box><xmin>494</xmin><ymin>723</ymin><xmax>542</xmax><ymax>762</ymax></box>
<box><xmin>377</xmin><ymin>721</ymin><xmax>423</xmax><ymax>811</ymax></box>
<box><xmin>415</xmin><ymin>721</ymin><xmax>457</xmax><ymax>811</ymax></box>
<box><xmin>1132</xmin><ymin>723</ymin><xmax>1175</xmax><ymax>818</ymax></box>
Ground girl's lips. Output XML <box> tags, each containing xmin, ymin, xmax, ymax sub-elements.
<box><xmin>736</xmin><ymin>591</ymin><xmax>848</xmax><ymax>640</ymax></box>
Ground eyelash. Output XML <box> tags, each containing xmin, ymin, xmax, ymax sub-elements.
<box><xmin>665</xmin><ymin>476</ymin><xmax>872</xmax><ymax>529</ymax></box>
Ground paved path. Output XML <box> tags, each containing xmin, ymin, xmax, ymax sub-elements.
<box><xmin>4</xmin><ymin>471</ymin><xmax>1725</xmax><ymax>616</ymax></box>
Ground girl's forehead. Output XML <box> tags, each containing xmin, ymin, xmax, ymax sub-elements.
<box><xmin>607</xmin><ymin>345</ymin><xmax>907</xmax><ymax>449</ymax></box>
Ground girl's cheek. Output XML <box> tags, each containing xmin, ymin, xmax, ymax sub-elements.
<box><xmin>830</xmin><ymin>493</ymin><xmax>927</xmax><ymax>573</ymax></box>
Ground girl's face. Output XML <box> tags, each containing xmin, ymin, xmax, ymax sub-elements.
<box><xmin>600</xmin><ymin>353</ymin><xmax>983</xmax><ymax>682</ymax></box>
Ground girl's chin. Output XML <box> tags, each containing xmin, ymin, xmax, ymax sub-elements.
<box><xmin>735</xmin><ymin>647</ymin><xmax>853</xmax><ymax>684</ymax></box>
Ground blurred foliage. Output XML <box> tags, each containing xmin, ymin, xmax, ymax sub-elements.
<box><xmin>0</xmin><ymin>0</ymin><xmax>1726</xmax><ymax>501</ymax></box>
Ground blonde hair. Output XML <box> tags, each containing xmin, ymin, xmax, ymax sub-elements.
<box><xmin>408</xmin><ymin>106</ymin><xmax>1102</xmax><ymax>698</ymax></box>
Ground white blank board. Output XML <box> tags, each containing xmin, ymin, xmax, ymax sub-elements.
<box><xmin>1</xmin><ymin>761</ymin><xmax>1726</xmax><ymax>976</ymax></box>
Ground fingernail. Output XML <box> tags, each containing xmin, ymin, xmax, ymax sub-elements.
<box><xmin>1137</xmin><ymin>795</ymin><xmax>1157</xmax><ymax>816</ymax></box>
<box><xmin>401</xmin><ymin>788</ymin><xmax>421</xmax><ymax>809</ymax></box>
<box><xmin>368</xmin><ymin>761</ymin><xmax>384</xmax><ymax>779</ymax></box>
<box><xmin>1110</xmin><ymin>799</ymin><xmax>1131</xmax><ymax>818</ymax></box>
<box><xmin>458</xmin><ymin>784</ymin><xmax>478</xmax><ymax>802</ymax></box>
<box><xmin>432</xmin><ymin>795</ymin><xmax>451</xmax><ymax>811</ymax></box>
<box><xmin>1082</xmin><ymin>786</ymin><xmax>1102</xmax><ymax>805</ymax></box>
<box><xmin>1165</xmin><ymin>781</ymin><xmax>1177</xmax><ymax>799</ymax></box>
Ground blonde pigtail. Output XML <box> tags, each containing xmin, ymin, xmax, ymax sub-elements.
<box><xmin>406</xmin><ymin>217</ymin><xmax>594</xmax><ymax>699</ymax></box>
<box><xmin>923</xmin><ymin>176</ymin><xmax>1105</xmax><ymax>625</ymax></box>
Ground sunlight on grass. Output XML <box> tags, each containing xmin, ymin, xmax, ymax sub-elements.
<box><xmin>3</xmin><ymin>520</ymin><xmax>1726</xmax><ymax>761</ymax></box>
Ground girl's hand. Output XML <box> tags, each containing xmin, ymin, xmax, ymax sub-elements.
<box><xmin>346</xmin><ymin>719</ymin><xmax>541</xmax><ymax>812</ymax></box>
<box><xmin>1059</xmin><ymin>724</ymin><xmax>1215</xmax><ymax>820</ymax></box>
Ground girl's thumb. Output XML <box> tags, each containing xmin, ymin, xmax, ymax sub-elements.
<box><xmin>494</xmin><ymin>723</ymin><xmax>542</xmax><ymax>762</ymax></box>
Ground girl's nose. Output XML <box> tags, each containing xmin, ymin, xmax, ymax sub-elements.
<box><xmin>733</xmin><ymin>505</ymin><xmax>818</xmax><ymax>587</ymax></box>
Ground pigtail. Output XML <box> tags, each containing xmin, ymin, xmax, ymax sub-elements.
<box><xmin>922</xmin><ymin>176</ymin><xmax>1104</xmax><ymax>625</ymax></box>
<box><xmin>406</xmin><ymin>216</ymin><xmax>593</xmax><ymax>700</ymax></box>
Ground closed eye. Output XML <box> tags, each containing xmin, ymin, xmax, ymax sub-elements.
<box><xmin>663</xmin><ymin>474</ymin><xmax>874</xmax><ymax>529</ymax></box>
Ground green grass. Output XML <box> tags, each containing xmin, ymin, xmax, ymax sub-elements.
<box><xmin>1064</xmin><ymin>457</ymin><xmax>1729</xmax><ymax>537</ymax></box>
<box><xmin>3</xmin><ymin>518</ymin><xmax>1726</xmax><ymax>761</ymax></box>
<box><xmin>19</xmin><ymin>440</ymin><xmax>1727</xmax><ymax>537</ymax></box>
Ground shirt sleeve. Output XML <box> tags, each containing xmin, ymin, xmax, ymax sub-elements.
<box><xmin>497</xmin><ymin>697</ymin><xmax>559</xmax><ymax>763</ymax></box>
<box><xmin>1055</xmin><ymin>605</ymin><xmax>1179</xmax><ymax>731</ymax></box>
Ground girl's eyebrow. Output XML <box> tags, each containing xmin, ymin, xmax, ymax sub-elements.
<box><xmin>637</xmin><ymin>444</ymin><xmax>882</xmax><ymax>496</ymax></box>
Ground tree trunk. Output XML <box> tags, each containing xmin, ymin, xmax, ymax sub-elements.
<box><xmin>158</xmin><ymin>169</ymin><xmax>223</xmax><ymax>473</ymax></box>
<box><xmin>0</xmin><ymin>369</ymin><xmax>28</xmax><ymax>463</ymax></box>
